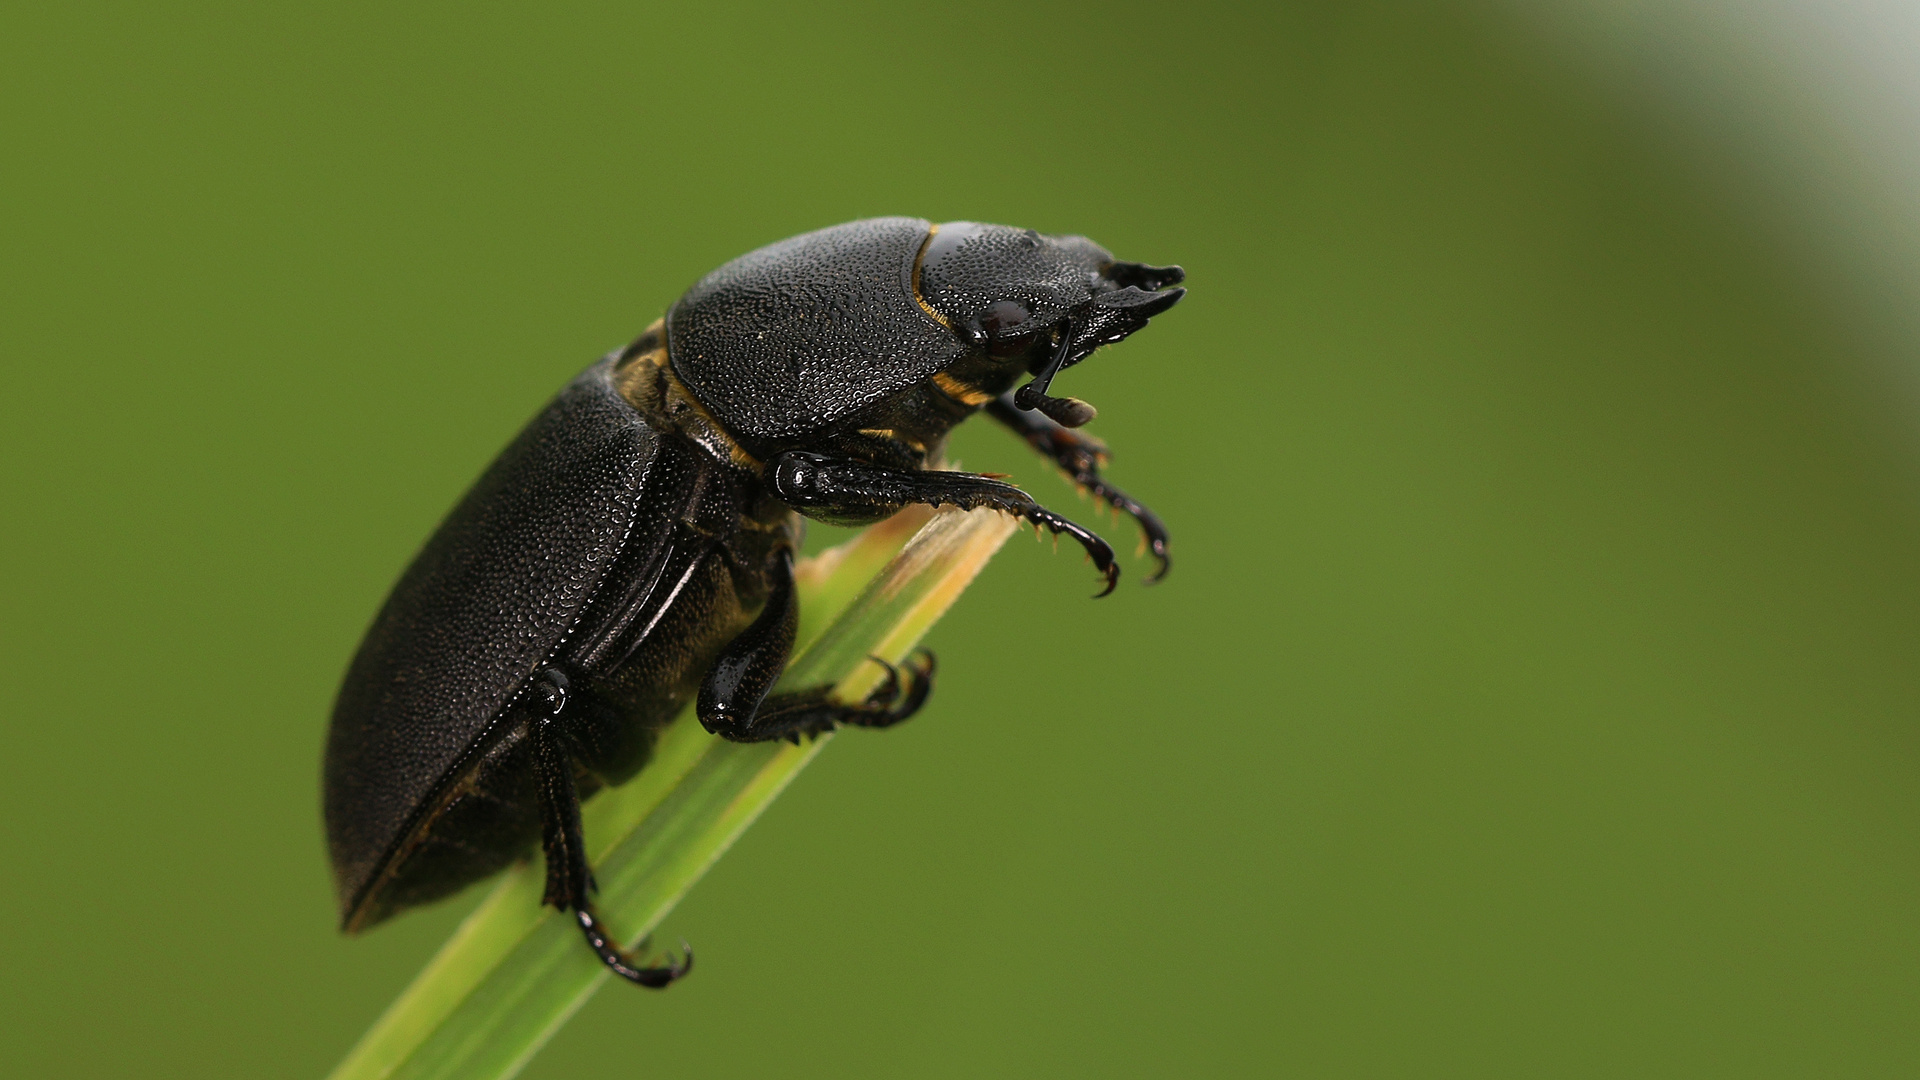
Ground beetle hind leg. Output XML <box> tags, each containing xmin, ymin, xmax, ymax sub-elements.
<box><xmin>576</xmin><ymin>911</ymin><xmax>693</xmax><ymax>988</ymax></box>
<box><xmin>529</xmin><ymin>670</ymin><xmax>593</xmax><ymax>911</ymax></box>
<box><xmin>528</xmin><ymin>666</ymin><xmax>693</xmax><ymax>989</ymax></box>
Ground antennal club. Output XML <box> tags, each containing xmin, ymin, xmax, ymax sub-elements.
<box><xmin>1014</xmin><ymin>316</ymin><xmax>1099</xmax><ymax>427</ymax></box>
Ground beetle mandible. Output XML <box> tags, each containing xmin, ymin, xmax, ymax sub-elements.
<box><xmin>324</xmin><ymin>218</ymin><xmax>1185</xmax><ymax>986</ymax></box>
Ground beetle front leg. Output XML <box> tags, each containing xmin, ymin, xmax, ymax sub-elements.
<box><xmin>986</xmin><ymin>392</ymin><xmax>1170</xmax><ymax>583</ymax></box>
<box><xmin>766</xmin><ymin>450</ymin><xmax>1120</xmax><ymax>596</ymax></box>
<box><xmin>527</xmin><ymin>667</ymin><xmax>693</xmax><ymax>989</ymax></box>
<box><xmin>699</xmin><ymin>551</ymin><xmax>936</xmax><ymax>742</ymax></box>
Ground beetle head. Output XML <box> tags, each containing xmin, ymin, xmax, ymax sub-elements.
<box><xmin>917</xmin><ymin>221</ymin><xmax>1184</xmax><ymax>427</ymax></box>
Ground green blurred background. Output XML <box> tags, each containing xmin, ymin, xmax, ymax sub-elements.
<box><xmin>5</xmin><ymin>2</ymin><xmax>1919</xmax><ymax>1076</ymax></box>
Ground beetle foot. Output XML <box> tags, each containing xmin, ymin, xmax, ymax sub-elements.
<box><xmin>758</xmin><ymin>650</ymin><xmax>936</xmax><ymax>744</ymax></box>
<box><xmin>576</xmin><ymin>909</ymin><xmax>694</xmax><ymax>989</ymax></box>
<box><xmin>984</xmin><ymin>393</ymin><xmax>1168</xmax><ymax>586</ymax></box>
<box><xmin>843</xmin><ymin>649</ymin><xmax>935</xmax><ymax>729</ymax></box>
<box><xmin>1018</xmin><ymin>505</ymin><xmax>1118</xmax><ymax>597</ymax></box>
<box><xmin>1085</xmin><ymin>479</ymin><xmax>1169</xmax><ymax>585</ymax></box>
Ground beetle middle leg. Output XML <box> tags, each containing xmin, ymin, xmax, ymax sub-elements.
<box><xmin>765</xmin><ymin>450</ymin><xmax>1120</xmax><ymax>596</ymax></box>
<box><xmin>698</xmin><ymin>550</ymin><xmax>935</xmax><ymax>743</ymax></box>
<box><xmin>527</xmin><ymin>667</ymin><xmax>693</xmax><ymax>989</ymax></box>
<box><xmin>986</xmin><ymin>392</ymin><xmax>1170</xmax><ymax>583</ymax></box>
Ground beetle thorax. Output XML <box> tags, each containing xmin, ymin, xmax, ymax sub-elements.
<box><xmin>613</xmin><ymin>320</ymin><xmax>760</xmax><ymax>471</ymax></box>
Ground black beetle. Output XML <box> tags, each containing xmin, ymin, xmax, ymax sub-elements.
<box><xmin>324</xmin><ymin>218</ymin><xmax>1184</xmax><ymax>986</ymax></box>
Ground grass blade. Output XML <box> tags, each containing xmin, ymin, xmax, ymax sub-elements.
<box><xmin>326</xmin><ymin>504</ymin><xmax>1017</xmax><ymax>1080</ymax></box>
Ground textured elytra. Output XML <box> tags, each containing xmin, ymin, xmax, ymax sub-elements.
<box><xmin>324</xmin><ymin>360</ymin><xmax>660</xmax><ymax>924</ymax></box>
<box><xmin>666</xmin><ymin>217</ymin><xmax>964</xmax><ymax>446</ymax></box>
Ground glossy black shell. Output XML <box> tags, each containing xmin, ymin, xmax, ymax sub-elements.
<box><xmin>666</xmin><ymin>217</ymin><xmax>965</xmax><ymax>448</ymax></box>
<box><xmin>325</xmin><ymin>357</ymin><xmax>776</xmax><ymax>929</ymax></box>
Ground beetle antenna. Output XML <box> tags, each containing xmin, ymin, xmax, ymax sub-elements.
<box><xmin>1014</xmin><ymin>317</ymin><xmax>1098</xmax><ymax>428</ymax></box>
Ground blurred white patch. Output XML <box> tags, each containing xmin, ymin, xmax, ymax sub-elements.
<box><xmin>1512</xmin><ymin>0</ymin><xmax>1920</xmax><ymax>427</ymax></box>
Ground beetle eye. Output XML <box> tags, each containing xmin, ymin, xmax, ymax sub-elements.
<box><xmin>975</xmin><ymin>299</ymin><xmax>1036</xmax><ymax>359</ymax></box>
<box><xmin>979</xmin><ymin>299</ymin><xmax>1030</xmax><ymax>337</ymax></box>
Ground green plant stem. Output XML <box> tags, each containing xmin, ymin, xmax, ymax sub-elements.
<box><xmin>326</xmin><ymin>504</ymin><xmax>1016</xmax><ymax>1080</ymax></box>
